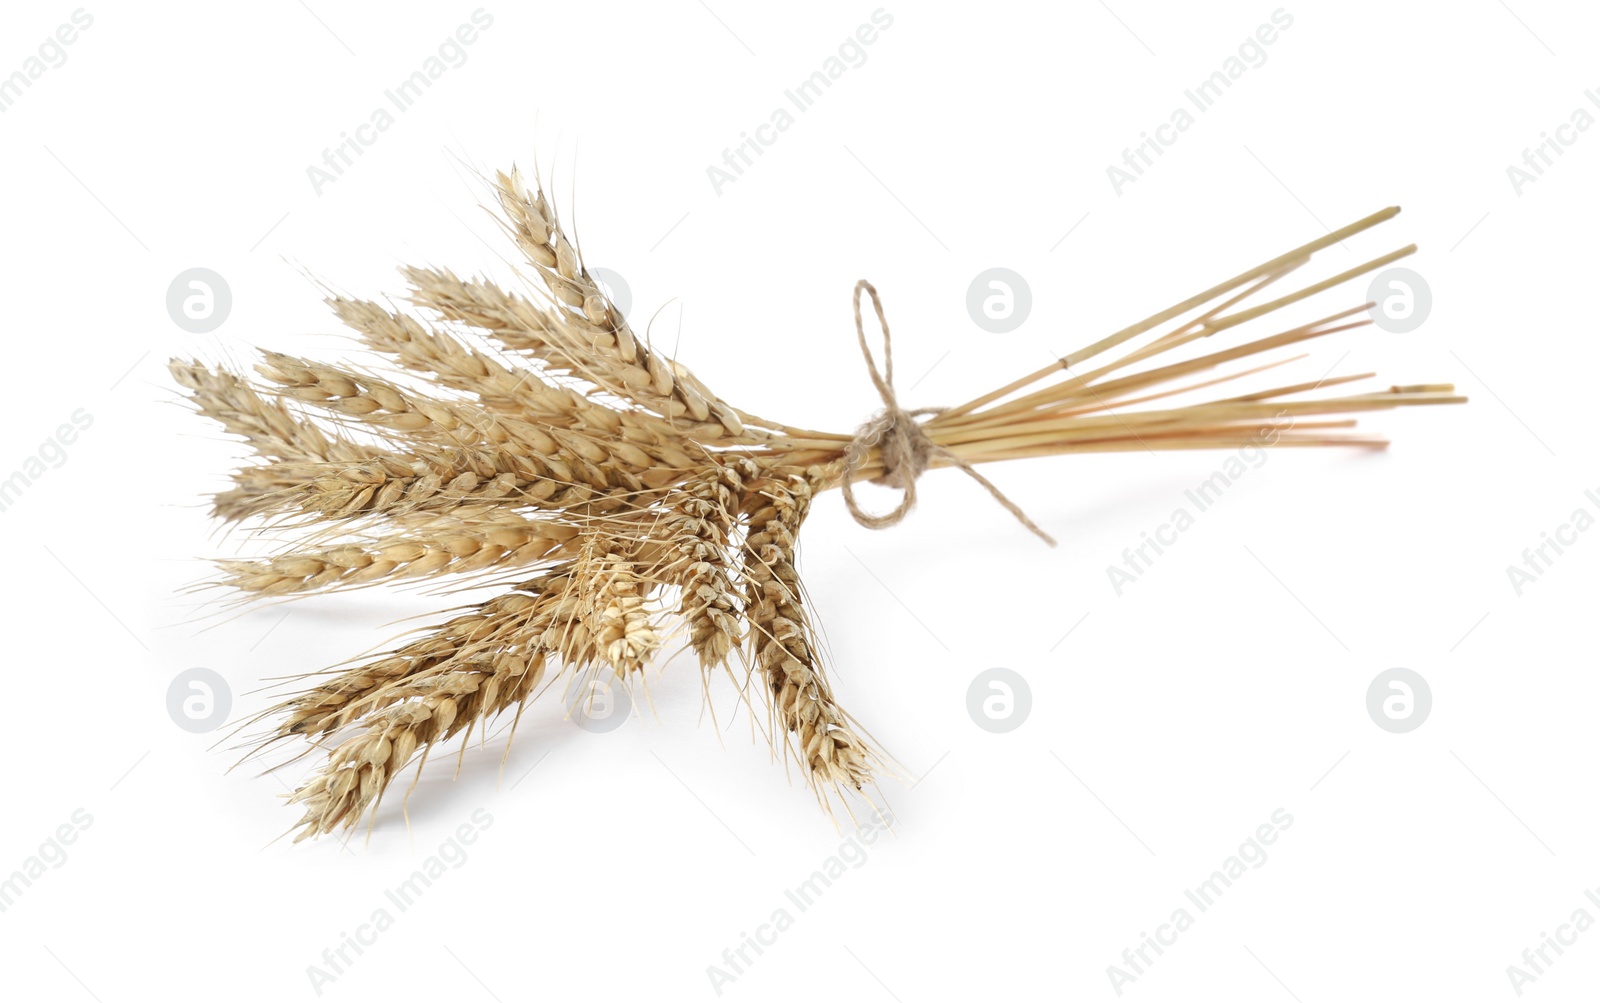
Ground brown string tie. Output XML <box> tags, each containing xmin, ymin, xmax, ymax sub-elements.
<box><xmin>840</xmin><ymin>280</ymin><xmax>1056</xmax><ymax>546</ymax></box>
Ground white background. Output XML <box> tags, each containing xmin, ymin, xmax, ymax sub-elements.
<box><xmin>1</xmin><ymin>1</ymin><xmax>1596</xmax><ymax>1000</ymax></box>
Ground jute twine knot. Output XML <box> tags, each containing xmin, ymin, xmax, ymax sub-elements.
<box><xmin>840</xmin><ymin>280</ymin><xmax>1056</xmax><ymax>546</ymax></box>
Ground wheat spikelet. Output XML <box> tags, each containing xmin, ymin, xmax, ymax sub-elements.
<box><xmin>653</xmin><ymin>457</ymin><xmax>757</xmax><ymax>668</ymax></box>
<box><xmin>219</xmin><ymin>507</ymin><xmax>581</xmax><ymax>595</ymax></box>
<box><xmin>276</xmin><ymin>573</ymin><xmax>576</xmax><ymax>840</ymax></box>
<box><xmin>741</xmin><ymin>468</ymin><xmax>875</xmax><ymax>797</ymax></box>
<box><xmin>486</xmin><ymin>167</ymin><xmax>744</xmax><ymax>436</ymax></box>
<box><xmin>268</xmin><ymin>576</ymin><xmax>565</xmax><ymax>742</ymax></box>
<box><xmin>171</xmin><ymin>360</ymin><xmax>380</xmax><ymax>465</ymax></box>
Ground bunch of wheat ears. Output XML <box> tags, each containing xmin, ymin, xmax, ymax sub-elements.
<box><xmin>171</xmin><ymin>169</ymin><xmax>1462</xmax><ymax>841</ymax></box>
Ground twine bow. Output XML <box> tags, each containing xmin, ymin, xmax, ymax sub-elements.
<box><xmin>840</xmin><ymin>280</ymin><xmax>1056</xmax><ymax>546</ymax></box>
